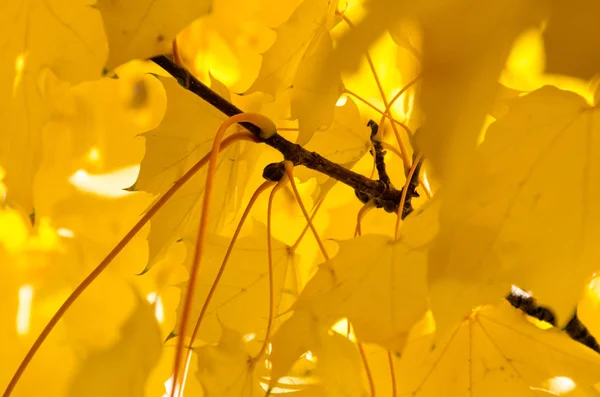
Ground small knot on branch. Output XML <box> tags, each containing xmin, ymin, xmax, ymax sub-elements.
<box><xmin>262</xmin><ymin>162</ymin><xmax>286</xmax><ymax>182</ymax></box>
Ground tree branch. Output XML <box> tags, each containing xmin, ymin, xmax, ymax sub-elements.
<box><xmin>150</xmin><ymin>55</ymin><xmax>418</xmax><ymax>217</ymax></box>
<box><xmin>150</xmin><ymin>55</ymin><xmax>600</xmax><ymax>354</ymax></box>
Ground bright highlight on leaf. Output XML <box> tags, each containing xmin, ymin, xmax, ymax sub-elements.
<box><xmin>16</xmin><ymin>285</ymin><xmax>33</xmax><ymax>335</ymax></box>
<box><xmin>69</xmin><ymin>167</ymin><xmax>140</xmax><ymax>198</ymax></box>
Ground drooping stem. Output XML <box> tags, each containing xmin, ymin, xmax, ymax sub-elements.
<box><xmin>387</xmin><ymin>351</ymin><xmax>397</xmax><ymax>397</ymax></box>
<box><xmin>283</xmin><ymin>162</ymin><xmax>330</xmax><ymax>261</ymax></box>
<box><xmin>171</xmin><ymin>114</ymin><xmax>265</xmax><ymax>396</ymax></box>
<box><xmin>358</xmin><ymin>341</ymin><xmax>376</xmax><ymax>396</ymax></box>
<box><xmin>253</xmin><ymin>181</ymin><xmax>286</xmax><ymax>363</ymax></box>
<box><xmin>177</xmin><ymin>180</ymin><xmax>275</xmax><ymax>390</ymax></box>
<box><xmin>290</xmin><ymin>196</ymin><xmax>325</xmax><ymax>252</ymax></box>
<box><xmin>336</xmin><ymin>12</ymin><xmax>411</xmax><ymax>172</ymax></box>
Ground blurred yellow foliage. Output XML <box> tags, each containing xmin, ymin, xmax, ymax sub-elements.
<box><xmin>2</xmin><ymin>0</ymin><xmax>600</xmax><ymax>396</ymax></box>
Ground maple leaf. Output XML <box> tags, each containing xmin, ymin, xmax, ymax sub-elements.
<box><xmin>246</xmin><ymin>0</ymin><xmax>338</xmax><ymax>95</ymax></box>
<box><xmin>0</xmin><ymin>0</ymin><xmax>107</xmax><ymax>214</ymax></box>
<box><xmin>396</xmin><ymin>302</ymin><xmax>600</xmax><ymax>396</ymax></box>
<box><xmin>543</xmin><ymin>0</ymin><xmax>600</xmax><ymax>81</ymax></box>
<box><xmin>428</xmin><ymin>86</ymin><xmax>600</xmax><ymax>333</ymax></box>
<box><xmin>135</xmin><ymin>76</ymin><xmax>260</xmax><ymax>267</ymax></box>
<box><xmin>270</xmin><ymin>231</ymin><xmax>429</xmax><ymax>378</ymax></box>
<box><xmin>269</xmin><ymin>311</ymin><xmax>368</xmax><ymax>395</ymax></box>
<box><xmin>48</xmin><ymin>191</ymin><xmax>155</xmax><ymax>348</ymax></box>
<box><xmin>415</xmin><ymin>0</ymin><xmax>544</xmax><ymax>184</ymax></box>
<box><xmin>67</xmin><ymin>296</ymin><xmax>162</xmax><ymax>397</ymax></box>
<box><xmin>34</xmin><ymin>61</ymin><xmax>166</xmax><ymax>208</ymax></box>
<box><xmin>290</xmin><ymin>30</ymin><xmax>344</xmax><ymax>145</ymax></box>
<box><xmin>245</xmin><ymin>0</ymin><xmax>343</xmax><ymax>144</ymax></box>
<box><xmin>196</xmin><ymin>324</ymin><xmax>265</xmax><ymax>396</ymax></box>
<box><xmin>97</xmin><ymin>0</ymin><xmax>212</xmax><ymax>70</ymax></box>
<box><xmin>177</xmin><ymin>222</ymin><xmax>297</xmax><ymax>345</ymax></box>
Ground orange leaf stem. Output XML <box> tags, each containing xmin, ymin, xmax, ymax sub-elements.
<box><xmin>387</xmin><ymin>351</ymin><xmax>397</xmax><ymax>397</ymax></box>
<box><xmin>176</xmin><ymin>180</ymin><xmax>275</xmax><ymax>390</ymax></box>
<box><xmin>358</xmin><ymin>341</ymin><xmax>376</xmax><ymax>397</ymax></box>
<box><xmin>171</xmin><ymin>114</ymin><xmax>269</xmax><ymax>397</ymax></box>
<box><xmin>283</xmin><ymin>162</ymin><xmax>329</xmax><ymax>261</ymax></box>
<box><xmin>253</xmin><ymin>180</ymin><xmax>286</xmax><ymax>363</ymax></box>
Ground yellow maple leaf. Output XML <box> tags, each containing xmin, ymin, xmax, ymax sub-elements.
<box><xmin>415</xmin><ymin>0</ymin><xmax>544</xmax><ymax>184</ymax></box>
<box><xmin>271</xmin><ymin>232</ymin><xmax>428</xmax><ymax>365</ymax></box>
<box><xmin>429</xmin><ymin>86</ymin><xmax>600</xmax><ymax>333</ymax></box>
<box><xmin>270</xmin><ymin>312</ymin><xmax>368</xmax><ymax>395</ymax></box>
<box><xmin>290</xmin><ymin>30</ymin><xmax>344</xmax><ymax>145</ymax></box>
<box><xmin>0</xmin><ymin>0</ymin><xmax>107</xmax><ymax>214</ymax></box>
<box><xmin>246</xmin><ymin>0</ymin><xmax>338</xmax><ymax>97</ymax></box>
<box><xmin>196</xmin><ymin>324</ymin><xmax>265</xmax><ymax>396</ymax></box>
<box><xmin>135</xmin><ymin>76</ymin><xmax>261</xmax><ymax>266</ymax></box>
<box><xmin>97</xmin><ymin>0</ymin><xmax>212</xmax><ymax>70</ymax></box>
<box><xmin>67</xmin><ymin>297</ymin><xmax>162</xmax><ymax>397</ymax></box>
<box><xmin>396</xmin><ymin>302</ymin><xmax>600</xmax><ymax>396</ymax></box>
<box><xmin>177</xmin><ymin>222</ymin><xmax>297</xmax><ymax>346</ymax></box>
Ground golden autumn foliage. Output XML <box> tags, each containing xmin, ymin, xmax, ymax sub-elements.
<box><xmin>2</xmin><ymin>0</ymin><xmax>600</xmax><ymax>396</ymax></box>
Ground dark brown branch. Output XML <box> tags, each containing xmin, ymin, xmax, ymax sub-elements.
<box><xmin>150</xmin><ymin>55</ymin><xmax>418</xmax><ymax>217</ymax></box>
<box><xmin>368</xmin><ymin>120</ymin><xmax>393</xmax><ymax>188</ymax></box>
<box><xmin>506</xmin><ymin>290</ymin><xmax>600</xmax><ymax>353</ymax></box>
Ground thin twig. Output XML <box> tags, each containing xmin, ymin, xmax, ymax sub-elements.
<box><xmin>150</xmin><ymin>55</ymin><xmax>414</xmax><ymax>217</ymax></box>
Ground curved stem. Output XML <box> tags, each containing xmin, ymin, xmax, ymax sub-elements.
<box><xmin>386</xmin><ymin>75</ymin><xmax>420</xmax><ymax>119</ymax></box>
<box><xmin>253</xmin><ymin>181</ymin><xmax>286</xmax><ymax>362</ymax></box>
<box><xmin>358</xmin><ymin>341</ymin><xmax>376</xmax><ymax>396</ymax></box>
<box><xmin>283</xmin><ymin>162</ymin><xmax>329</xmax><ymax>261</ymax></box>
<box><xmin>338</xmin><ymin>13</ymin><xmax>411</xmax><ymax>172</ymax></box>
<box><xmin>344</xmin><ymin>89</ymin><xmax>411</xmax><ymax>135</ymax></box>
<box><xmin>354</xmin><ymin>202</ymin><xmax>375</xmax><ymax>237</ymax></box>
<box><xmin>170</xmin><ymin>114</ymin><xmax>266</xmax><ymax>397</ymax></box>
<box><xmin>3</xmin><ymin>132</ymin><xmax>257</xmax><ymax>397</ymax></box>
<box><xmin>176</xmin><ymin>180</ymin><xmax>275</xmax><ymax>390</ymax></box>
<box><xmin>387</xmin><ymin>351</ymin><xmax>397</xmax><ymax>397</ymax></box>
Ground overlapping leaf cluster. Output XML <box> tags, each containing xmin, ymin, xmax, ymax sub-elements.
<box><xmin>2</xmin><ymin>0</ymin><xmax>600</xmax><ymax>396</ymax></box>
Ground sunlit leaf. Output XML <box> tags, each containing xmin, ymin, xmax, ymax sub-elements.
<box><xmin>271</xmin><ymin>231</ymin><xmax>428</xmax><ymax>376</ymax></box>
<box><xmin>68</xmin><ymin>297</ymin><xmax>162</xmax><ymax>397</ymax></box>
<box><xmin>429</xmin><ymin>86</ymin><xmax>600</xmax><ymax>333</ymax></box>
<box><xmin>291</xmin><ymin>30</ymin><xmax>343</xmax><ymax>145</ymax></box>
<box><xmin>397</xmin><ymin>302</ymin><xmax>600</xmax><ymax>396</ymax></box>
<box><xmin>0</xmin><ymin>0</ymin><xmax>107</xmax><ymax>214</ymax></box>
<box><xmin>97</xmin><ymin>0</ymin><xmax>212</xmax><ymax>70</ymax></box>
<box><xmin>196</xmin><ymin>324</ymin><xmax>264</xmax><ymax>396</ymax></box>
<box><xmin>135</xmin><ymin>76</ymin><xmax>260</xmax><ymax>267</ymax></box>
<box><xmin>177</xmin><ymin>222</ymin><xmax>297</xmax><ymax>346</ymax></box>
<box><xmin>246</xmin><ymin>0</ymin><xmax>338</xmax><ymax>96</ymax></box>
